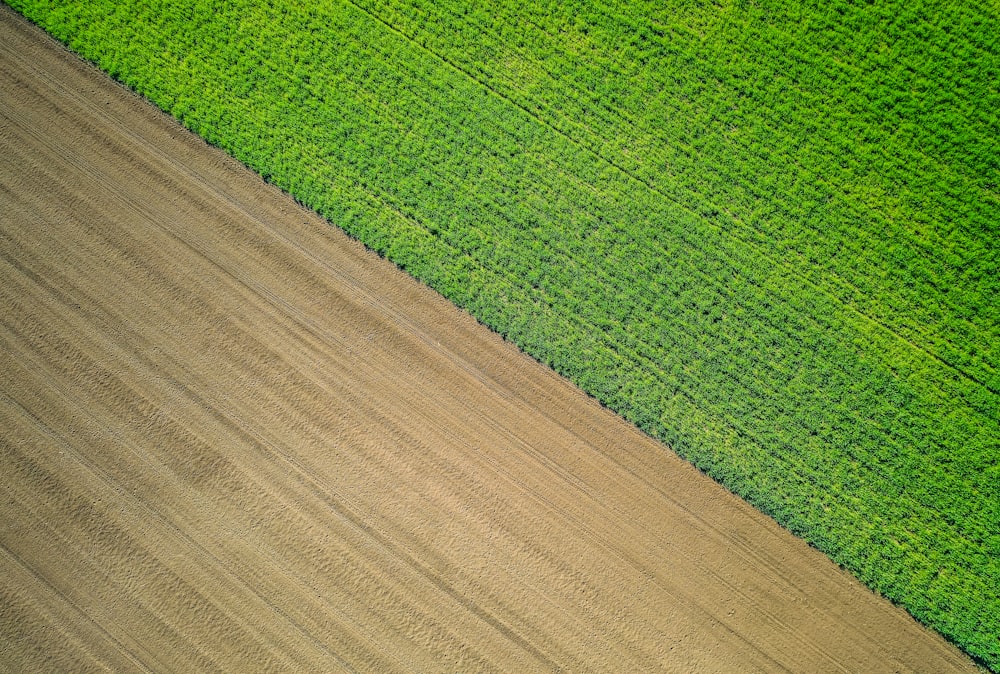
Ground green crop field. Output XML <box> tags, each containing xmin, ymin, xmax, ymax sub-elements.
<box><xmin>8</xmin><ymin>0</ymin><xmax>998</xmax><ymax>666</ymax></box>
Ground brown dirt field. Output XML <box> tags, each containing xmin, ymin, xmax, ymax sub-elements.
<box><xmin>0</xmin><ymin>7</ymin><xmax>978</xmax><ymax>672</ymax></box>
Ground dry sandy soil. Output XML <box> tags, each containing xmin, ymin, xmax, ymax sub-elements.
<box><xmin>0</xmin><ymin>6</ymin><xmax>978</xmax><ymax>672</ymax></box>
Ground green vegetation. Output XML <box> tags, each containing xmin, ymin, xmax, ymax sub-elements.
<box><xmin>9</xmin><ymin>0</ymin><xmax>998</xmax><ymax>666</ymax></box>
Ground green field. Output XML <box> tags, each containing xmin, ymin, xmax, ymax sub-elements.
<box><xmin>9</xmin><ymin>0</ymin><xmax>998</xmax><ymax>666</ymax></box>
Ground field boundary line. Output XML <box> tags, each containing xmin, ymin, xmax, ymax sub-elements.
<box><xmin>0</xmin><ymin>11</ymin><xmax>982</xmax><ymax>546</ymax></box>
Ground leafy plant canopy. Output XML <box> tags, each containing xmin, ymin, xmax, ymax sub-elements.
<box><xmin>10</xmin><ymin>0</ymin><xmax>998</xmax><ymax>667</ymax></box>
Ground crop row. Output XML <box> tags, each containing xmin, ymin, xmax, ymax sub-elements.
<box><xmin>352</xmin><ymin>0</ymin><xmax>1000</xmax><ymax>393</ymax></box>
<box><xmin>10</xmin><ymin>0</ymin><xmax>998</xmax><ymax>666</ymax></box>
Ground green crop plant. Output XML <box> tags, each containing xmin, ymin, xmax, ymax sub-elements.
<box><xmin>8</xmin><ymin>0</ymin><xmax>997</xmax><ymax>667</ymax></box>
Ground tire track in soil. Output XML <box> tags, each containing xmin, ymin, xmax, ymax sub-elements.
<box><xmin>0</xmin><ymin>6</ymin><xmax>978</xmax><ymax>672</ymax></box>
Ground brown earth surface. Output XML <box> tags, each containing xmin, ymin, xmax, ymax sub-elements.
<box><xmin>0</xmin><ymin>7</ymin><xmax>979</xmax><ymax>672</ymax></box>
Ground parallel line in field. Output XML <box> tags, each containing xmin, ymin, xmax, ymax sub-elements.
<box><xmin>0</xmin><ymin>74</ymin><xmax>858</xmax><ymax>672</ymax></box>
<box><xmin>429</xmin><ymin>0</ymin><xmax>998</xmax><ymax>372</ymax></box>
<box><xmin>0</xmin><ymin>8</ymin><xmax>979</xmax><ymax>668</ymax></box>
<box><xmin>0</xmin><ymin>131</ymin><xmax>535</xmax><ymax>671</ymax></box>
<box><xmin>343</xmin><ymin>0</ymin><xmax>997</xmax><ymax>397</ymax></box>
<box><xmin>0</xmin><ymin>269</ymin><xmax>365</xmax><ymax>673</ymax></box>
<box><xmin>0</xmin><ymin>98</ymin><xmax>563</xmax><ymax>669</ymax></box>
<box><xmin>0</xmin><ymin>75</ymin><xmax>983</xmax><ymax>600</ymax></box>
<box><xmin>0</xmin><ymin>538</ymin><xmax>149</xmax><ymax>671</ymax></box>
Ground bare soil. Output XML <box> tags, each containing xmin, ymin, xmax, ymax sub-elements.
<box><xmin>0</xmin><ymin>7</ymin><xmax>977</xmax><ymax>672</ymax></box>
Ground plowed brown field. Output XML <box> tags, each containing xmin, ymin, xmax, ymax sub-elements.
<box><xmin>0</xmin><ymin>7</ymin><xmax>978</xmax><ymax>672</ymax></box>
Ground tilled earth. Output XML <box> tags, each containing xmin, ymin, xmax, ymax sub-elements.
<box><xmin>0</xmin><ymin>6</ymin><xmax>977</xmax><ymax>672</ymax></box>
